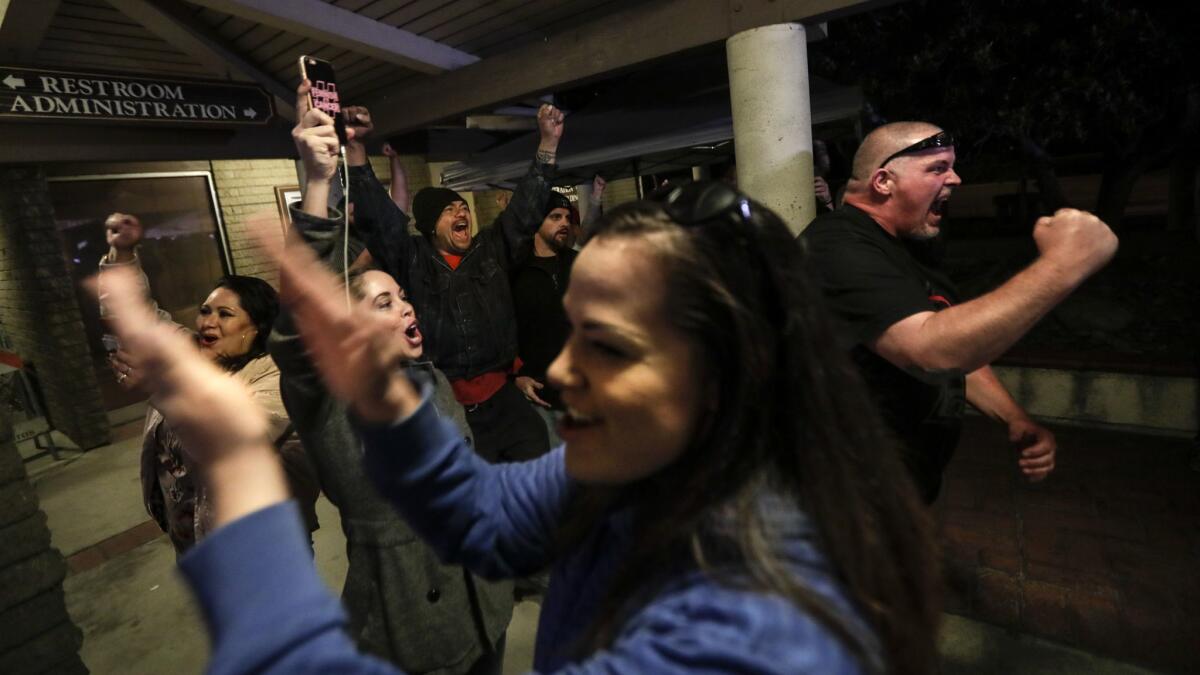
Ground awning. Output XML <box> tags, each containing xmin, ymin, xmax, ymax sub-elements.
<box><xmin>440</xmin><ymin>82</ymin><xmax>862</xmax><ymax>190</ymax></box>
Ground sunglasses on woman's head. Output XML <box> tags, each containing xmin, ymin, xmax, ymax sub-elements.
<box><xmin>654</xmin><ymin>181</ymin><xmax>793</xmax><ymax>329</ymax></box>
<box><xmin>656</xmin><ymin>181</ymin><xmax>756</xmax><ymax>231</ymax></box>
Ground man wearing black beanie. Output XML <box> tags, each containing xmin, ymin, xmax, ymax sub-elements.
<box><xmin>294</xmin><ymin>102</ymin><xmax>565</xmax><ymax>465</ymax></box>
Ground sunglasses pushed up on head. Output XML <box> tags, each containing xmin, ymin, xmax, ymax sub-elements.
<box><xmin>655</xmin><ymin>181</ymin><xmax>757</xmax><ymax>232</ymax></box>
<box><xmin>878</xmin><ymin>131</ymin><xmax>955</xmax><ymax>168</ymax></box>
<box><xmin>652</xmin><ymin>181</ymin><xmax>794</xmax><ymax>327</ymax></box>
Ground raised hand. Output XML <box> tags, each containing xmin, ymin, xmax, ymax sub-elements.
<box><xmin>591</xmin><ymin>174</ymin><xmax>607</xmax><ymax>200</ymax></box>
<box><xmin>292</xmin><ymin>79</ymin><xmax>342</xmax><ymax>183</ymax></box>
<box><xmin>383</xmin><ymin>143</ymin><xmax>410</xmax><ymax>211</ymax></box>
<box><xmin>537</xmin><ymin>103</ymin><xmax>565</xmax><ymax>155</ymax></box>
<box><xmin>342</xmin><ymin>105</ymin><xmax>373</xmax><ymax>140</ymax></box>
<box><xmin>814</xmin><ymin>177</ymin><xmax>834</xmax><ymax>210</ymax></box>
<box><xmin>1032</xmin><ymin>208</ymin><xmax>1118</xmax><ymax>282</ymax></box>
<box><xmin>341</xmin><ymin>105</ymin><xmax>373</xmax><ymax>167</ymax></box>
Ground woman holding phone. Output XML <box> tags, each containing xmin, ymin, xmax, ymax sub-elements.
<box><xmin>264</xmin><ymin>85</ymin><xmax>513</xmax><ymax>673</ymax></box>
<box><xmin>100</xmin><ymin>183</ymin><xmax>940</xmax><ymax>674</ymax></box>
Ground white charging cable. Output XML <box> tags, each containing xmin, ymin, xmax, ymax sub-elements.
<box><xmin>340</xmin><ymin>145</ymin><xmax>351</xmax><ymax>309</ymax></box>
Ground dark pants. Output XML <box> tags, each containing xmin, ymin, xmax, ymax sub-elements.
<box><xmin>466</xmin><ymin>380</ymin><xmax>550</xmax><ymax>464</ymax></box>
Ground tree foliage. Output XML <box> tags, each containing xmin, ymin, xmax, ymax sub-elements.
<box><xmin>811</xmin><ymin>0</ymin><xmax>1200</xmax><ymax>225</ymax></box>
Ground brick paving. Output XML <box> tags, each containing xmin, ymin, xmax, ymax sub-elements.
<box><xmin>60</xmin><ymin>417</ymin><xmax>159</xmax><ymax>577</ymax></box>
<box><xmin>938</xmin><ymin>416</ymin><xmax>1199</xmax><ymax>673</ymax></box>
<box><xmin>65</xmin><ymin>520</ymin><xmax>163</xmax><ymax>577</ymax></box>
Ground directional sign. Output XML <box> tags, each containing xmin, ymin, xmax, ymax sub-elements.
<box><xmin>0</xmin><ymin>66</ymin><xmax>274</xmax><ymax>126</ymax></box>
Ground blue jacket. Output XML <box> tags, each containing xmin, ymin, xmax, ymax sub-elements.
<box><xmin>180</xmin><ymin>394</ymin><xmax>879</xmax><ymax>674</ymax></box>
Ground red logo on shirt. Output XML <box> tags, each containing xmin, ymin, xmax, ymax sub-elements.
<box><xmin>928</xmin><ymin>294</ymin><xmax>952</xmax><ymax>308</ymax></box>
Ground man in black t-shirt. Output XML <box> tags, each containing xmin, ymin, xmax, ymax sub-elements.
<box><xmin>803</xmin><ymin>121</ymin><xmax>1119</xmax><ymax>503</ymax></box>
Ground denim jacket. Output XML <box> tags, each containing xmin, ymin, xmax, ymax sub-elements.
<box><xmin>292</xmin><ymin>160</ymin><xmax>556</xmax><ymax>381</ymax></box>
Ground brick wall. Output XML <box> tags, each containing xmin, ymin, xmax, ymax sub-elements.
<box><xmin>0</xmin><ymin>405</ymin><xmax>87</xmax><ymax>673</ymax></box>
<box><xmin>602</xmin><ymin>177</ymin><xmax>641</xmax><ymax>210</ymax></box>
<box><xmin>939</xmin><ymin>416</ymin><xmax>1199</xmax><ymax>673</ymax></box>
<box><xmin>209</xmin><ymin>159</ymin><xmax>299</xmax><ymax>286</ymax></box>
<box><xmin>368</xmin><ymin>154</ymin><xmax>432</xmax><ymax>207</ymax></box>
<box><xmin>0</xmin><ymin>166</ymin><xmax>110</xmax><ymax>450</ymax></box>
<box><xmin>472</xmin><ymin>189</ymin><xmax>508</xmax><ymax>230</ymax></box>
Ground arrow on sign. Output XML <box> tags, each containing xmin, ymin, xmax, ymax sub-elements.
<box><xmin>3</xmin><ymin>75</ymin><xmax>25</xmax><ymax>89</ymax></box>
<box><xmin>243</xmin><ymin>107</ymin><xmax>257</xmax><ymax>119</ymax></box>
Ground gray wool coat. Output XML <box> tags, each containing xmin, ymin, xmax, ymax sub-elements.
<box><xmin>269</xmin><ymin>206</ymin><xmax>512</xmax><ymax>673</ymax></box>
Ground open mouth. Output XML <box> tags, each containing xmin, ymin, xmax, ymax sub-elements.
<box><xmin>452</xmin><ymin>220</ymin><xmax>469</xmax><ymax>236</ymax></box>
<box><xmin>560</xmin><ymin>406</ymin><xmax>601</xmax><ymax>431</ymax></box>
<box><xmin>198</xmin><ymin>334</ymin><xmax>219</xmax><ymax>348</ymax></box>
<box><xmin>930</xmin><ymin>195</ymin><xmax>951</xmax><ymax>217</ymax></box>
<box><xmin>402</xmin><ymin>321</ymin><xmax>423</xmax><ymax>347</ymax></box>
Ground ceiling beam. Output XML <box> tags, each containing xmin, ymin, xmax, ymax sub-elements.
<box><xmin>182</xmin><ymin>0</ymin><xmax>479</xmax><ymax>75</ymax></box>
<box><xmin>108</xmin><ymin>0</ymin><xmax>296</xmax><ymax>119</ymax></box>
<box><xmin>0</xmin><ymin>120</ymin><xmax>296</xmax><ymax>163</ymax></box>
<box><xmin>364</xmin><ymin>0</ymin><xmax>884</xmax><ymax>137</ymax></box>
<box><xmin>0</xmin><ymin>0</ymin><xmax>61</xmax><ymax>62</ymax></box>
<box><xmin>465</xmin><ymin>115</ymin><xmax>537</xmax><ymax>132</ymax></box>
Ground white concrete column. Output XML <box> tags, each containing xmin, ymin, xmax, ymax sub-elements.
<box><xmin>726</xmin><ymin>23</ymin><xmax>814</xmax><ymax>234</ymax></box>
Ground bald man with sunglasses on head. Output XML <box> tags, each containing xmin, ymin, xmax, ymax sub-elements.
<box><xmin>802</xmin><ymin>122</ymin><xmax>1118</xmax><ymax>503</ymax></box>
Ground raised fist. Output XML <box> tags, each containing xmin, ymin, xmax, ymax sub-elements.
<box><xmin>1032</xmin><ymin>208</ymin><xmax>1118</xmax><ymax>280</ymax></box>
<box><xmin>814</xmin><ymin>177</ymin><xmax>833</xmax><ymax>208</ymax></box>
<box><xmin>342</xmin><ymin>105</ymin><xmax>373</xmax><ymax>142</ymax></box>
<box><xmin>537</xmin><ymin>103</ymin><xmax>565</xmax><ymax>146</ymax></box>
<box><xmin>105</xmin><ymin>213</ymin><xmax>143</xmax><ymax>252</ymax></box>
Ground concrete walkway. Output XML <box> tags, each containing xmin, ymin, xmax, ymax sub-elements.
<box><xmin>30</xmin><ymin>421</ymin><xmax>1166</xmax><ymax>674</ymax></box>
<box><xmin>29</xmin><ymin>420</ymin><xmax>541</xmax><ymax>674</ymax></box>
